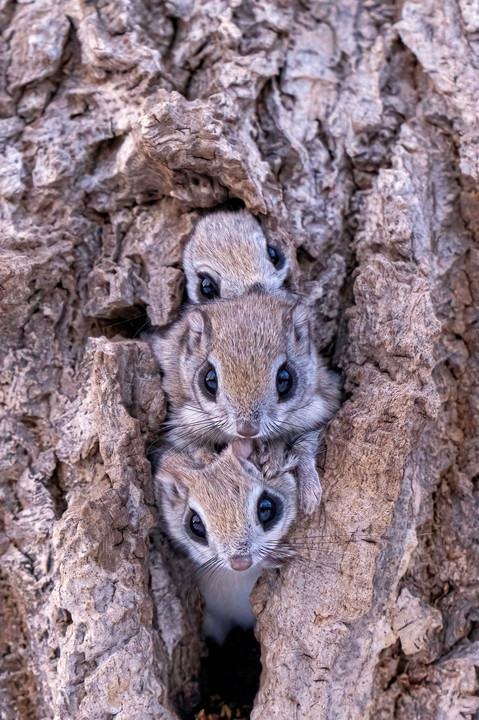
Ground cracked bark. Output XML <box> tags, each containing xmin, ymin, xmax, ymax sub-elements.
<box><xmin>1</xmin><ymin>0</ymin><xmax>478</xmax><ymax>718</ymax></box>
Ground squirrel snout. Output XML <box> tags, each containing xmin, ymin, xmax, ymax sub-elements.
<box><xmin>236</xmin><ymin>421</ymin><xmax>259</xmax><ymax>438</ymax></box>
<box><xmin>229</xmin><ymin>554</ymin><xmax>253</xmax><ymax>572</ymax></box>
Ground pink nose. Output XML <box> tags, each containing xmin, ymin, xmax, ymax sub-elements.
<box><xmin>237</xmin><ymin>422</ymin><xmax>259</xmax><ymax>438</ymax></box>
<box><xmin>229</xmin><ymin>554</ymin><xmax>253</xmax><ymax>572</ymax></box>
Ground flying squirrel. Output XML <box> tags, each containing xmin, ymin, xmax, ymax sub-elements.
<box><xmin>154</xmin><ymin>442</ymin><xmax>298</xmax><ymax>643</ymax></box>
<box><xmin>152</xmin><ymin>292</ymin><xmax>339</xmax><ymax>514</ymax></box>
<box><xmin>183</xmin><ymin>209</ymin><xmax>291</xmax><ymax>302</ymax></box>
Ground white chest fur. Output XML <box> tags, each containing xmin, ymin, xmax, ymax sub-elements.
<box><xmin>199</xmin><ymin>565</ymin><xmax>262</xmax><ymax>644</ymax></box>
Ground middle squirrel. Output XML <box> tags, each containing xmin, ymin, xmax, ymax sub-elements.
<box><xmin>152</xmin><ymin>292</ymin><xmax>339</xmax><ymax>513</ymax></box>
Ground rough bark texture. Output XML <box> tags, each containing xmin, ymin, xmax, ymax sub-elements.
<box><xmin>1</xmin><ymin>1</ymin><xmax>478</xmax><ymax>719</ymax></box>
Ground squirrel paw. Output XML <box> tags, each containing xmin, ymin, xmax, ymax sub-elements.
<box><xmin>297</xmin><ymin>464</ymin><xmax>323</xmax><ymax>515</ymax></box>
<box><xmin>262</xmin><ymin>460</ymin><xmax>274</xmax><ymax>480</ymax></box>
<box><xmin>299</xmin><ymin>484</ymin><xmax>323</xmax><ymax>515</ymax></box>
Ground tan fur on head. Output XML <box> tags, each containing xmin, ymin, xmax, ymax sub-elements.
<box><xmin>183</xmin><ymin>210</ymin><xmax>291</xmax><ymax>302</ymax></box>
<box><xmin>152</xmin><ymin>292</ymin><xmax>340</xmax><ymax>450</ymax></box>
<box><xmin>155</xmin><ymin>443</ymin><xmax>298</xmax><ymax>573</ymax></box>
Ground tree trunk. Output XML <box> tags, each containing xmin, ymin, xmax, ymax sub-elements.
<box><xmin>1</xmin><ymin>1</ymin><xmax>478</xmax><ymax>719</ymax></box>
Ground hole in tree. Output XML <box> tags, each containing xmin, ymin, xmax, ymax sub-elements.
<box><xmin>220</xmin><ymin>197</ymin><xmax>246</xmax><ymax>211</ymax></box>
<box><xmin>147</xmin><ymin>522</ymin><xmax>262</xmax><ymax>720</ymax></box>
<box><xmin>44</xmin><ymin>463</ymin><xmax>68</xmax><ymax>519</ymax></box>
<box><xmin>92</xmin><ymin>303</ymin><xmax>152</xmax><ymax>340</ymax></box>
<box><xmin>194</xmin><ymin>628</ymin><xmax>261</xmax><ymax>720</ymax></box>
<box><xmin>296</xmin><ymin>245</ymin><xmax>316</xmax><ymax>267</ymax></box>
<box><xmin>200</xmin><ymin>197</ymin><xmax>246</xmax><ymax>216</ymax></box>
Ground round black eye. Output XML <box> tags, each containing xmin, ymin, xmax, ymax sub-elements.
<box><xmin>190</xmin><ymin>511</ymin><xmax>207</xmax><ymax>540</ymax></box>
<box><xmin>199</xmin><ymin>274</ymin><xmax>219</xmax><ymax>301</ymax></box>
<box><xmin>204</xmin><ymin>365</ymin><xmax>218</xmax><ymax>397</ymax></box>
<box><xmin>267</xmin><ymin>245</ymin><xmax>285</xmax><ymax>270</ymax></box>
<box><xmin>258</xmin><ymin>493</ymin><xmax>276</xmax><ymax>529</ymax></box>
<box><xmin>276</xmin><ymin>365</ymin><xmax>293</xmax><ymax>398</ymax></box>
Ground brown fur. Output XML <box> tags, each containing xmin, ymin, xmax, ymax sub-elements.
<box><xmin>183</xmin><ymin>210</ymin><xmax>291</xmax><ymax>302</ymax></box>
<box><xmin>153</xmin><ymin>292</ymin><xmax>339</xmax><ymax>444</ymax></box>
<box><xmin>152</xmin><ymin>292</ymin><xmax>339</xmax><ymax>513</ymax></box>
<box><xmin>155</xmin><ymin>443</ymin><xmax>298</xmax><ymax>568</ymax></box>
<box><xmin>154</xmin><ymin>442</ymin><xmax>299</xmax><ymax>642</ymax></box>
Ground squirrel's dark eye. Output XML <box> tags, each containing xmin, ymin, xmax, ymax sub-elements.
<box><xmin>258</xmin><ymin>493</ymin><xmax>277</xmax><ymax>529</ymax></box>
<box><xmin>276</xmin><ymin>365</ymin><xmax>293</xmax><ymax>399</ymax></box>
<box><xmin>203</xmin><ymin>365</ymin><xmax>218</xmax><ymax>398</ymax></box>
<box><xmin>199</xmin><ymin>274</ymin><xmax>219</xmax><ymax>301</ymax></box>
<box><xmin>267</xmin><ymin>245</ymin><xmax>285</xmax><ymax>270</ymax></box>
<box><xmin>189</xmin><ymin>511</ymin><xmax>207</xmax><ymax>542</ymax></box>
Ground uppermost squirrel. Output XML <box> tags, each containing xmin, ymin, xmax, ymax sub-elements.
<box><xmin>152</xmin><ymin>292</ymin><xmax>339</xmax><ymax>510</ymax></box>
<box><xmin>183</xmin><ymin>209</ymin><xmax>291</xmax><ymax>302</ymax></box>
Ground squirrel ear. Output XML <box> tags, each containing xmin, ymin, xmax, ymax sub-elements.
<box><xmin>291</xmin><ymin>302</ymin><xmax>311</xmax><ymax>350</ymax></box>
<box><xmin>187</xmin><ymin>308</ymin><xmax>208</xmax><ymax>350</ymax></box>
<box><xmin>155</xmin><ymin>469</ymin><xmax>187</xmax><ymax>505</ymax></box>
<box><xmin>237</xmin><ymin>455</ymin><xmax>262</xmax><ymax>478</ymax></box>
<box><xmin>188</xmin><ymin>309</ymin><xmax>204</xmax><ymax>337</ymax></box>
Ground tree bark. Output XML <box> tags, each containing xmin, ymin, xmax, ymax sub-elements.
<box><xmin>1</xmin><ymin>1</ymin><xmax>478</xmax><ymax>719</ymax></box>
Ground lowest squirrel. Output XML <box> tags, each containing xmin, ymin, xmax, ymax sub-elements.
<box><xmin>152</xmin><ymin>292</ymin><xmax>339</xmax><ymax>514</ymax></box>
<box><xmin>154</xmin><ymin>443</ymin><xmax>298</xmax><ymax>644</ymax></box>
<box><xmin>183</xmin><ymin>209</ymin><xmax>291</xmax><ymax>302</ymax></box>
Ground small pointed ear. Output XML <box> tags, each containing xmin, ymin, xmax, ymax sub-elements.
<box><xmin>188</xmin><ymin>309</ymin><xmax>204</xmax><ymax>337</ymax></box>
<box><xmin>291</xmin><ymin>302</ymin><xmax>311</xmax><ymax>351</ymax></box>
<box><xmin>224</xmin><ymin>443</ymin><xmax>260</xmax><ymax>477</ymax></box>
<box><xmin>186</xmin><ymin>308</ymin><xmax>209</xmax><ymax>351</ymax></box>
<box><xmin>237</xmin><ymin>455</ymin><xmax>262</xmax><ymax>478</ymax></box>
<box><xmin>155</xmin><ymin>469</ymin><xmax>187</xmax><ymax>505</ymax></box>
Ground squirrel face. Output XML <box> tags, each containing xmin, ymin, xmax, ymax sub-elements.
<box><xmin>183</xmin><ymin>210</ymin><xmax>290</xmax><ymax>302</ymax></box>
<box><xmin>155</xmin><ymin>445</ymin><xmax>298</xmax><ymax>573</ymax></box>
<box><xmin>154</xmin><ymin>293</ymin><xmax>339</xmax><ymax>447</ymax></box>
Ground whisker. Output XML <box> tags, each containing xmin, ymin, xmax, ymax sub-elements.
<box><xmin>107</xmin><ymin>313</ymin><xmax>149</xmax><ymax>328</ymax></box>
<box><xmin>198</xmin><ymin>557</ymin><xmax>229</xmax><ymax>586</ymax></box>
<box><xmin>292</xmin><ymin>554</ymin><xmax>346</xmax><ymax>575</ymax></box>
<box><xmin>195</xmin><ymin>556</ymin><xmax>221</xmax><ymax>580</ymax></box>
<box><xmin>132</xmin><ymin>319</ymin><xmax>153</xmax><ymax>338</ymax></box>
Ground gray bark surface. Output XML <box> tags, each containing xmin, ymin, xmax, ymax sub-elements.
<box><xmin>0</xmin><ymin>1</ymin><xmax>478</xmax><ymax>719</ymax></box>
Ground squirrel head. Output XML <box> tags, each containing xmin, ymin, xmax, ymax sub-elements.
<box><xmin>154</xmin><ymin>293</ymin><xmax>338</xmax><ymax>446</ymax></box>
<box><xmin>183</xmin><ymin>210</ymin><xmax>291</xmax><ymax>302</ymax></box>
<box><xmin>155</xmin><ymin>444</ymin><xmax>298</xmax><ymax>573</ymax></box>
